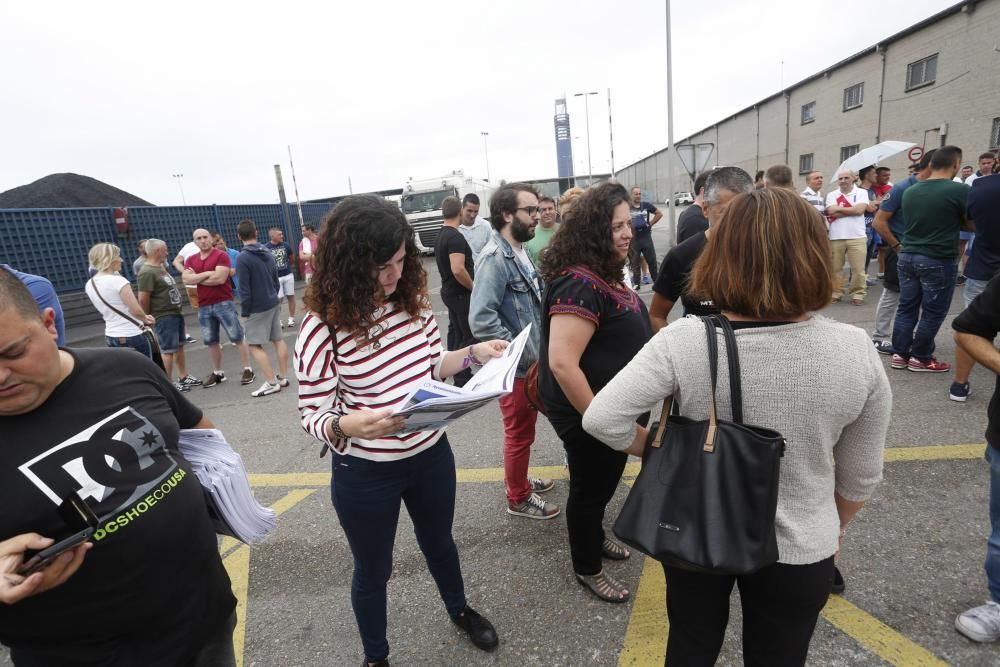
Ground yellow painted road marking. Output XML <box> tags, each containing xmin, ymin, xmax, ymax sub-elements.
<box><xmin>245</xmin><ymin>445</ymin><xmax>981</xmax><ymax>488</ymax></box>
<box><xmin>822</xmin><ymin>594</ymin><xmax>948</xmax><ymax>666</ymax></box>
<box><xmin>884</xmin><ymin>443</ymin><xmax>983</xmax><ymax>462</ymax></box>
<box><xmin>223</xmin><ymin>545</ymin><xmax>250</xmax><ymax>667</ymax></box>
<box><xmin>618</xmin><ymin>557</ymin><xmax>668</xmax><ymax>666</ymax></box>
<box><xmin>221</xmin><ymin>489</ymin><xmax>318</xmax><ymax>667</ymax></box>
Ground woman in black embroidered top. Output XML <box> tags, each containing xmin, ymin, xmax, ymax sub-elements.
<box><xmin>538</xmin><ymin>182</ymin><xmax>652</xmax><ymax>602</ymax></box>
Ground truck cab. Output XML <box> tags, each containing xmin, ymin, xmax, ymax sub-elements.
<box><xmin>402</xmin><ymin>171</ymin><xmax>496</xmax><ymax>251</ymax></box>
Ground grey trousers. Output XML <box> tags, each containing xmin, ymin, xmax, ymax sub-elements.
<box><xmin>872</xmin><ymin>288</ymin><xmax>900</xmax><ymax>339</ymax></box>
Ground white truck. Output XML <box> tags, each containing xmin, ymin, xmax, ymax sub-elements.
<box><xmin>401</xmin><ymin>171</ymin><xmax>496</xmax><ymax>252</ymax></box>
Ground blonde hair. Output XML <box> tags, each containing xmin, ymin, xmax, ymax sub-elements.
<box><xmin>88</xmin><ymin>242</ymin><xmax>121</xmax><ymax>273</ymax></box>
<box><xmin>559</xmin><ymin>186</ymin><xmax>586</xmax><ymax>217</ymax></box>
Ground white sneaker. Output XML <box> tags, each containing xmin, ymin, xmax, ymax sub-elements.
<box><xmin>956</xmin><ymin>601</ymin><xmax>1000</xmax><ymax>642</ymax></box>
<box><xmin>287</xmin><ymin>317</ymin><xmax>295</xmax><ymax>328</ymax></box>
<box><xmin>251</xmin><ymin>381</ymin><xmax>281</xmax><ymax>398</ymax></box>
<box><xmin>275</xmin><ymin>374</ymin><xmax>290</xmax><ymax>387</ymax></box>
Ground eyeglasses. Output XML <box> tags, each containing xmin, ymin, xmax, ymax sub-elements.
<box><xmin>516</xmin><ymin>206</ymin><xmax>541</xmax><ymax>216</ymax></box>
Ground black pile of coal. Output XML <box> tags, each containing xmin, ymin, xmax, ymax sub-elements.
<box><xmin>0</xmin><ymin>173</ymin><xmax>154</xmax><ymax>208</ymax></box>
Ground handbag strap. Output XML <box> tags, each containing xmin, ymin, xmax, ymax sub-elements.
<box><xmin>713</xmin><ymin>315</ymin><xmax>744</xmax><ymax>423</ymax></box>
<box><xmin>89</xmin><ymin>277</ymin><xmax>144</xmax><ymax>329</ymax></box>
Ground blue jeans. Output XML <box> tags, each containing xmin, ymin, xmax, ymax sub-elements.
<box><xmin>106</xmin><ymin>332</ymin><xmax>152</xmax><ymax>360</ymax></box>
<box><xmin>890</xmin><ymin>254</ymin><xmax>957</xmax><ymax>361</ymax></box>
<box><xmin>198</xmin><ymin>301</ymin><xmax>244</xmax><ymax>345</ymax></box>
<box><xmin>986</xmin><ymin>446</ymin><xmax>1000</xmax><ymax>603</ymax></box>
<box><xmin>330</xmin><ymin>436</ymin><xmax>466</xmax><ymax>662</ymax></box>
<box><xmin>965</xmin><ymin>277</ymin><xmax>990</xmax><ymax>309</ymax></box>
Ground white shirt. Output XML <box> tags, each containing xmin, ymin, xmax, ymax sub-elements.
<box><xmin>459</xmin><ymin>218</ymin><xmax>492</xmax><ymax>262</ymax></box>
<box><xmin>825</xmin><ymin>187</ymin><xmax>869</xmax><ymax>240</ymax></box>
<box><xmin>86</xmin><ymin>274</ymin><xmax>143</xmax><ymax>337</ymax></box>
<box><xmin>178</xmin><ymin>241</ymin><xmax>199</xmax><ymax>260</ymax></box>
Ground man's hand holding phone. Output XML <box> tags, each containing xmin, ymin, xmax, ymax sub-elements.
<box><xmin>1</xmin><ymin>532</ymin><xmax>91</xmax><ymax>605</ymax></box>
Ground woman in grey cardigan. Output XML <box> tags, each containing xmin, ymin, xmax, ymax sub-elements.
<box><xmin>583</xmin><ymin>188</ymin><xmax>891</xmax><ymax>666</ymax></box>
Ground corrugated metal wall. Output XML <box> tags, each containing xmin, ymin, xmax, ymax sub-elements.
<box><xmin>0</xmin><ymin>202</ymin><xmax>334</xmax><ymax>293</ymax></box>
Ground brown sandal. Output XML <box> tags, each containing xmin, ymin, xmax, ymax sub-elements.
<box><xmin>576</xmin><ymin>570</ymin><xmax>631</xmax><ymax>603</ymax></box>
<box><xmin>602</xmin><ymin>536</ymin><xmax>631</xmax><ymax>560</ymax></box>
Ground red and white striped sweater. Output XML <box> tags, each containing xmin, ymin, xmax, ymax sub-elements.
<box><xmin>294</xmin><ymin>303</ymin><xmax>446</xmax><ymax>461</ymax></box>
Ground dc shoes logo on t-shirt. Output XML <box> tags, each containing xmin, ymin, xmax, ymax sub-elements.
<box><xmin>18</xmin><ymin>406</ymin><xmax>180</xmax><ymax>515</ymax></box>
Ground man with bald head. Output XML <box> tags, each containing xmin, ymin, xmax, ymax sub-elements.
<box><xmin>826</xmin><ymin>169</ymin><xmax>871</xmax><ymax>304</ymax></box>
<box><xmin>182</xmin><ymin>228</ymin><xmax>255</xmax><ymax>388</ymax></box>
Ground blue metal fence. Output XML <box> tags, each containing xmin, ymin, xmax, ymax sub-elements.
<box><xmin>0</xmin><ymin>202</ymin><xmax>335</xmax><ymax>293</ymax></box>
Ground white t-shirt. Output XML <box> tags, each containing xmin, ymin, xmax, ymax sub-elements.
<box><xmin>511</xmin><ymin>243</ymin><xmax>540</xmax><ymax>291</ymax></box>
<box><xmin>299</xmin><ymin>237</ymin><xmax>314</xmax><ymax>275</ymax></box>
<box><xmin>178</xmin><ymin>242</ymin><xmax>199</xmax><ymax>291</ymax></box>
<box><xmin>825</xmin><ymin>187</ymin><xmax>869</xmax><ymax>240</ymax></box>
<box><xmin>459</xmin><ymin>218</ymin><xmax>493</xmax><ymax>262</ymax></box>
<box><xmin>86</xmin><ymin>274</ymin><xmax>143</xmax><ymax>337</ymax></box>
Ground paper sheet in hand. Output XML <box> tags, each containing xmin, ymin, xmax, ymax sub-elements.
<box><xmin>391</xmin><ymin>324</ymin><xmax>532</xmax><ymax>433</ymax></box>
<box><xmin>177</xmin><ymin>429</ymin><xmax>276</xmax><ymax>544</ymax></box>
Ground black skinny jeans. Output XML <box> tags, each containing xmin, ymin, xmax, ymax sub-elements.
<box><xmin>663</xmin><ymin>556</ymin><xmax>835</xmax><ymax>667</ymax></box>
<box><xmin>557</xmin><ymin>418</ymin><xmax>629</xmax><ymax>576</ymax></box>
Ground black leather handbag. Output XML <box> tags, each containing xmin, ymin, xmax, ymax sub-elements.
<box><xmin>613</xmin><ymin>315</ymin><xmax>786</xmax><ymax>575</ymax></box>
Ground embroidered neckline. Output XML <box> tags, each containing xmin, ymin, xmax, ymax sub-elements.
<box><xmin>561</xmin><ymin>265</ymin><xmax>641</xmax><ymax>312</ymax></box>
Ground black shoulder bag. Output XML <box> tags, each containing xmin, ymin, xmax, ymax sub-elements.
<box><xmin>612</xmin><ymin>315</ymin><xmax>786</xmax><ymax>575</ymax></box>
<box><xmin>89</xmin><ymin>277</ymin><xmax>166</xmax><ymax>373</ymax></box>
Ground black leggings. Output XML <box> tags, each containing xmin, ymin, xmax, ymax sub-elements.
<box><xmin>663</xmin><ymin>557</ymin><xmax>835</xmax><ymax>667</ymax></box>
<box><xmin>559</xmin><ymin>419</ymin><xmax>629</xmax><ymax>575</ymax></box>
<box><xmin>632</xmin><ymin>233</ymin><xmax>658</xmax><ymax>284</ymax></box>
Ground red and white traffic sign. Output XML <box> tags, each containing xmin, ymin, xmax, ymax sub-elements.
<box><xmin>908</xmin><ymin>146</ymin><xmax>924</xmax><ymax>162</ymax></box>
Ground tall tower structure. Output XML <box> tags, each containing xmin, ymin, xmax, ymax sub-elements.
<box><xmin>554</xmin><ymin>97</ymin><xmax>575</xmax><ymax>192</ymax></box>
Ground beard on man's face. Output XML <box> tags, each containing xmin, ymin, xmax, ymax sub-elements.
<box><xmin>511</xmin><ymin>218</ymin><xmax>535</xmax><ymax>243</ymax></box>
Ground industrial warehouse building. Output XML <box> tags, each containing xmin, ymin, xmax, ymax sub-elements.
<box><xmin>616</xmin><ymin>0</ymin><xmax>1000</xmax><ymax>200</ymax></box>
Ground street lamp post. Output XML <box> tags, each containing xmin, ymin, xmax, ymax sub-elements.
<box><xmin>573</xmin><ymin>91</ymin><xmax>598</xmax><ymax>186</ymax></box>
<box><xmin>481</xmin><ymin>131</ymin><xmax>491</xmax><ymax>182</ymax></box>
<box><xmin>171</xmin><ymin>173</ymin><xmax>186</xmax><ymax>205</ymax></box>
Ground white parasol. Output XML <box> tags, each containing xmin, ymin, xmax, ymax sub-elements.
<box><xmin>837</xmin><ymin>141</ymin><xmax>917</xmax><ymax>175</ymax></box>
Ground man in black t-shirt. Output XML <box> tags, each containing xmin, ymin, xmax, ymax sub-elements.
<box><xmin>952</xmin><ymin>273</ymin><xmax>1000</xmax><ymax>641</ymax></box>
<box><xmin>649</xmin><ymin>167</ymin><xmax>754</xmax><ymax>332</ymax></box>
<box><xmin>628</xmin><ymin>186</ymin><xmax>663</xmax><ymax>287</ymax></box>
<box><xmin>435</xmin><ymin>196</ymin><xmax>477</xmax><ymax>386</ymax></box>
<box><xmin>676</xmin><ymin>171</ymin><xmax>711</xmax><ymax>245</ymax></box>
<box><xmin>0</xmin><ymin>270</ymin><xmax>236</xmax><ymax>666</ymax></box>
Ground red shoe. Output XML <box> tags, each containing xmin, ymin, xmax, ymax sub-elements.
<box><xmin>907</xmin><ymin>356</ymin><xmax>951</xmax><ymax>373</ymax></box>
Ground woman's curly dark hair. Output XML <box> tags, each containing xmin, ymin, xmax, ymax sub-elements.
<box><xmin>540</xmin><ymin>182</ymin><xmax>630</xmax><ymax>285</ymax></box>
<box><xmin>304</xmin><ymin>195</ymin><xmax>429</xmax><ymax>343</ymax></box>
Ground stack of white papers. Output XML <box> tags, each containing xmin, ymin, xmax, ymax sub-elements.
<box><xmin>177</xmin><ymin>428</ymin><xmax>276</xmax><ymax>544</ymax></box>
<box><xmin>391</xmin><ymin>324</ymin><xmax>532</xmax><ymax>434</ymax></box>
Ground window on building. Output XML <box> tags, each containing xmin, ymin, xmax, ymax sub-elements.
<box><xmin>801</xmin><ymin>102</ymin><xmax>816</xmax><ymax>125</ymax></box>
<box><xmin>843</xmin><ymin>83</ymin><xmax>864</xmax><ymax>111</ymax></box>
<box><xmin>840</xmin><ymin>145</ymin><xmax>860</xmax><ymax>163</ymax></box>
<box><xmin>906</xmin><ymin>54</ymin><xmax>938</xmax><ymax>91</ymax></box>
<box><xmin>799</xmin><ymin>154</ymin><xmax>814</xmax><ymax>174</ymax></box>
<box><xmin>992</xmin><ymin>117</ymin><xmax>1000</xmax><ymax>150</ymax></box>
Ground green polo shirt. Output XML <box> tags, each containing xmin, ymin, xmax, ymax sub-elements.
<box><xmin>900</xmin><ymin>179</ymin><xmax>970</xmax><ymax>259</ymax></box>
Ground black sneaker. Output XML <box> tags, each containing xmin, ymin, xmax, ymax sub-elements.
<box><xmin>203</xmin><ymin>371</ymin><xmax>226</xmax><ymax>388</ymax></box>
<box><xmin>450</xmin><ymin>606</ymin><xmax>499</xmax><ymax>651</ymax></box>
<box><xmin>173</xmin><ymin>381</ymin><xmax>190</xmax><ymax>393</ymax></box>
<box><xmin>957</xmin><ymin>275</ymin><xmax>968</xmax><ymax>286</ymax></box>
<box><xmin>873</xmin><ymin>339</ymin><xmax>893</xmax><ymax>355</ymax></box>
<box><xmin>240</xmin><ymin>368</ymin><xmax>256</xmax><ymax>385</ymax></box>
<box><xmin>178</xmin><ymin>374</ymin><xmax>202</xmax><ymax>387</ymax></box>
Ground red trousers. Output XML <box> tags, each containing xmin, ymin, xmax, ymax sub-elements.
<box><xmin>497</xmin><ymin>377</ymin><xmax>538</xmax><ymax>506</ymax></box>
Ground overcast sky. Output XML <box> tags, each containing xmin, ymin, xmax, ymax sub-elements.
<box><xmin>1</xmin><ymin>0</ymin><xmax>958</xmax><ymax>205</ymax></box>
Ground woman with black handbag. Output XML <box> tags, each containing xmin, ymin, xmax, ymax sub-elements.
<box><xmin>583</xmin><ymin>188</ymin><xmax>891</xmax><ymax>666</ymax></box>
<box><xmin>537</xmin><ymin>182</ymin><xmax>652</xmax><ymax>603</ymax></box>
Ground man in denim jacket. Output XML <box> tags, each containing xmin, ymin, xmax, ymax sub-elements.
<box><xmin>470</xmin><ymin>183</ymin><xmax>560</xmax><ymax>520</ymax></box>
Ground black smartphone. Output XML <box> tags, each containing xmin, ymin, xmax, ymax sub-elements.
<box><xmin>16</xmin><ymin>528</ymin><xmax>93</xmax><ymax>576</ymax></box>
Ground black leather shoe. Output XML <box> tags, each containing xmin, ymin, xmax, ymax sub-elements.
<box><xmin>361</xmin><ymin>659</ymin><xmax>389</xmax><ymax>667</ymax></box>
<box><xmin>831</xmin><ymin>566</ymin><xmax>845</xmax><ymax>594</ymax></box>
<box><xmin>450</xmin><ymin>606</ymin><xmax>499</xmax><ymax>651</ymax></box>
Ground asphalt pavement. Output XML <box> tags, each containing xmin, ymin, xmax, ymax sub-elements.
<box><xmin>4</xmin><ymin>211</ymin><xmax>999</xmax><ymax>666</ymax></box>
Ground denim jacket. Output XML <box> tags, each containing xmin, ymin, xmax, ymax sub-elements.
<box><xmin>469</xmin><ymin>231</ymin><xmax>543</xmax><ymax>377</ymax></box>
